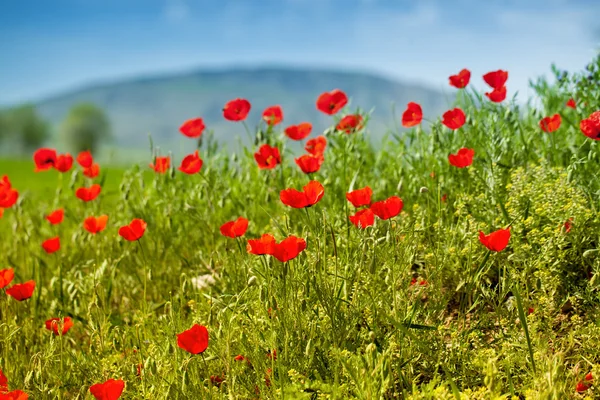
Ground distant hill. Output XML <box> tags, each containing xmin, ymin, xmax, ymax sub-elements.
<box><xmin>33</xmin><ymin>67</ymin><xmax>453</xmax><ymax>159</ymax></box>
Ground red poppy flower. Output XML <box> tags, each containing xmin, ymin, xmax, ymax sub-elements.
<box><xmin>273</xmin><ymin>236</ymin><xmax>307</xmax><ymax>262</ymax></box>
<box><xmin>223</xmin><ymin>98</ymin><xmax>251</xmax><ymax>121</ymax></box>
<box><xmin>576</xmin><ymin>380</ymin><xmax>590</xmax><ymax>393</ymax></box>
<box><xmin>254</xmin><ymin>144</ymin><xmax>281</xmax><ymax>169</ymax></box>
<box><xmin>346</xmin><ymin>186</ymin><xmax>372</xmax><ymax>207</ymax></box>
<box><xmin>45</xmin><ymin>317</ymin><xmax>74</xmax><ymax>335</ymax></box>
<box><xmin>448</xmin><ymin>148</ymin><xmax>475</xmax><ymax>168</ymax></box>
<box><xmin>0</xmin><ymin>209</ymin><xmax>3</xmax><ymax>219</ymax></box>
<box><xmin>83</xmin><ymin>164</ymin><xmax>100</xmax><ymax>179</ymax></box>
<box><xmin>349</xmin><ymin>208</ymin><xmax>375</xmax><ymax>229</ymax></box>
<box><xmin>247</xmin><ymin>234</ymin><xmax>276</xmax><ymax>255</ymax></box>
<box><xmin>371</xmin><ymin>196</ymin><xmax>403</xmax><ymax>220</ymax></box>
<box><xmin>566</xmin><ymin>98</ymin><xmax>576</xmax><ymax>109</ymax></box>
<box><xmin>442</xmin><ymin>108</ymin><xmax>466</xmax><ymax>130</ymax></box>
<box><xmin>46</xmin><ymin>209</ymin><xmax>64</xmax><ymax>225</ymax></box>
<box><xmin>441</xmin><ymin>194</ymin><xmax>448</xmax><ymax>202</ymax></box>
<box><xmin>295</xmin><ymin>154</ymin><xmax>324</xmax><ymax>174</ymax></box>
<box><xmin>280</xmin><ymin>180</ymin><xmax>324</xmax><ymax>208</ymax></box>
<box><xmin>262</xmin><ymin>105</ymin><xmax>283</xmax><ymax>126</ymax></box>
<box><xmin>149</xmin><ymin>156</ymin><xmax>170</xmax><ymax>174</ymax></box>
<box><xmin>234</xmin><ymin>354</ymin><xmax>246</xmax><ymax>362</ymax></box>
<box><xmin>76</xmin><ymin>184</ymin><xmax>101</xmax><ymax>202</ymax></box>
<box><xmin>42</xmin><ymin>237</ymin><xmax>60</xmax><ymax>254</ymax></box>
<box><xmin>84</xmin><ymin>215</ymin><xmax>108</xmax><ymax>234</ymax></box>
<box><xmin>54</xmin><ymin>153</ymin><xmax>73</xmax><ymax>173</ymax></box>
<box><xmin>0</xmin><ymin>390</ymin><xmax>28</xmax><ymax>399</ymax></box>
<box><xmin>336</xmin><ymin>114</ymin><xmax>363</xmax><ymax>134</ymax></box>
<box><xmin>178</xmin><ymin>151</ymin><xmax>203</xmax><ymax>175</ymax></box>
<box><xmin>177</xmin><ymin>324</ymin><xmax>209</xmax><ymax>354</ymax></box>
<box><xmin>89</xmin><ymin>379</ymin><xmax>125</xmax><ymax>400</ymax></box>
<box><xmin>478</xmin><ymin>228</ymin><xmax>510</xmax><ymax>252</ymax></box>
<box><xmin>6</xmin><ymin>280</ymin><xmax>35</xmax><ymax>301</ymax></box>
<box><xmin>0</xmin><ymin>176</ymin><xmax>18</xmax><ymax>209</ymax></box>
<box><xmin>316</xmin><ymin>89</ymin><xmax>348</xmax><ymax>115</ymax></box>
<box><xmin>284</xmin><ymin>123</ymin><xmax>312</xmax><ymax>140</ymax></box>
<box><xmin>305</xmin><ymin>136</ymin><xmax>327</xmax><ymax>156</ymax></box>
<box><xmin>118</xmin><ymin>219</ymin><xmax>146</xmax><ymax>241</ymax></box>
<box><xmin>0</xmin><ymin>268</ymin><xmax>14</xmax><ymax>289</ymax></box>
<box><xmin>564</xmin><ymin>218</ymin><xmax>573</xmax><ymax>233</ymax></box>
<box><xmin>33</xmin><ymin>148</ymin><xmax>57</xmax><ymax>172</ymax></box>
<box><xmin>179</xmin><ymin>118</ymin><xmax>205</xmax><ymax>138</ymax></box>
<box><xmin>485</xmin><ymin>86</ymin><xmax>507</xmax><ymax>103</ymax></box>
<box><xmin>210</xmin><ymin>375</ymin><xmax>224</xmax><ymax>388</ymax></box>
<box><xmin>580</xmin><ymin>110</ymin><xmax>600</xmax><ymax>140</ymax></box>
<box><xmin>539</xmin><ymin>114</ymin><xmax>561</xmax><ymax>133</ymax></box>
<box><xmin>483</xmin><ymin>70</ymin><xmax>508</xmax><ymax>89</ymax></box>
<box><xmin>586</xmin><ymin>372</ymin><xmax>593</xmax><ymax>382</ymax></box>
<box><xmin>76</xmin><ymin>151</ymin><xmax>93</xmax><ymax>168</ymax></box>
<box><xmin>0</xmin><ymin>368</ymin><xmax>7</xmax><ymax>393</ymax></box>
<box><xmin>449</xmin><ymin>68</ymin><xmax>471</xmax><ymax>89</ymax></box>
<box><xmin>220</xmin><ymin>217</ymin><xmax>248</xmax><ymax>238</ymax></box>
<box><xmin>401</xmin><ymin>102</ymin><xmax>423</xmax><ymax>128</ymax></box>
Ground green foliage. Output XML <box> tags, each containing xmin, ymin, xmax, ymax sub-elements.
<box><xmin>1</xmin><ymin>56</ymin><xmax>600</xmax><ymax>399</ymax></box>
<box><xmin>61</xmin><ymin>103</ymin><xmax>111</xmax><ymax>155</ymax></box>
<box><xmin>0</xmin><ymin>104</ymin><xmax>50</xmax><ymax>152</ymax></box>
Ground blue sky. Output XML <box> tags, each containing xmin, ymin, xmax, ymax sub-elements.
<box><xmin>0</xmin><ymin>0</ymin><xmax>598</xmax><ymax>105</ymax></box>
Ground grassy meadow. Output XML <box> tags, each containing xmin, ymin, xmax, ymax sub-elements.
<box><xmin>1</xmin><ymin>55</ymin><xmax>600</xmax><ymax>400</ymax></box>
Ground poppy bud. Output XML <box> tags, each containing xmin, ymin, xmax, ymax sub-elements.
<box><xmin>369</xmin><ymin>331</ymin><xmax>376</xmax><ymax>342</ymax></box>
<box><xmin>248</xmin><ymin>276</ymin><xmax>257</xmax><ymax>287</ymax></box>
<box><xmin>419</xmin><ymin>187</ymin><xmax>428</xmax><ymax>193</ymax></box>
<box><xmin>366</xmin><ymin>343</ymin><xmax>376</xmax><ymax>354</ymax></box>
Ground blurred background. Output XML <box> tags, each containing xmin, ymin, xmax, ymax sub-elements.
<box><xmin>0</xmin><ymin>0</ymin><xmax>599</xmax><ymax>163</ymax></box>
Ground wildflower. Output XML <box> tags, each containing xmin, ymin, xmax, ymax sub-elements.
<box><xmin>349</xmin><ymin>208</ymin><xmax>375</xmax><ymax>229</ymax></box>
<box><xmin>75</xmin><ymin>184</ymin><xmax>101</xmax><ymax>202</ymax></box>
<box><xmin>449</xmin><ymin>68</ymin><xmax>471</xmax><ymax>89</ymax></box>
<box><xmin>46</xmin><ymin>209</ymin><xmax>64</xmax><ymax>225</ymax></box>
<box><xmin>83</xmin><ymin>163</ymin><xmax>100</xmax><ymax>178</ymax></box>
<box><xmin>401</xmin><ymin>102</ymin><xmax>423</xmax><ymax>127</ymax></box>
<box><xmin>566</xmin><ymin>98</ymin><xmax>576</xmax><ymax>109</ymax></box>
<box><xmin>89</xmin><ymin>379</ymin><xmax>125</xmax><ymax>400</ymax></box>
<box><xmin>223</xmin><ymin>98</ymin><xmax>251</xmax><ymax>121</ymax></box>
<box><xmin>149</xmin><ymin>156</ymin><xmax>170</xmax><ymax>173</ymax></box>
<box><xmin>273</xmin><ymin>236</ymin><xmax>306</xmax><ymax>262</ymax></box>
<box><xmin>178</xmin><ymin>151</ymin><xmax>203</xmax><ymax>174</ymax></box>
<box><xmin>316</xmin><ymin>89</ymin><xmax>348</xmax><ymax>115</ymax></box>
<box><xmin>483</xmin><ymin>70</ymin><xmax>508</xmax><ymax>89</ymax></box>
<box><xmin>118</xmin><ymin>219</ymin><xmax>146</xmax><ymax>241</ymax></box>
<box><xmin>0</xmin><ymin>177</ymin><xmax>18</xmax><ymax>209</ymax></box>
<box><xmin>220</xmin><ymin>217</ymin><xmax>249</xmax><ymax>238</ymax></box>
<box><xmin>442</xmin><ymin>108</ymin><xmax>466</xmax><ymax>130</ymax></box>
<box><xmin>305</xmin><ymin>136</ymin><xmax>327</xmax><ymax>156</ymax></box>
<box><xmin>179</xmin><ymin>118</ymin><xmax>205</xmax><ymax>138</ymax></box>
<box><xmin>336</xmin><ymin>114</ymin><xmax>363</xmax><ymax>134</ymax></box>
<box><xmin>0</xmin><ymin>268</ymin><xmax>14</xmax><ymax>289</ymax></box>
<box><xmin>247</xmin><ymin>234</ymin><xmax>276</xmax><ymax>255</ymax></box>
<box><xmin>177</xmin><ymin>324</ymin><xmax>209</xmax><ymax>354</ymax></box>
<box><xmin>280</xmin><ymin>180</ymin><xmax>324</xmax><ymax>208</ymax></box>
<box><xmin>284</xmin><ymin>123</ymin><xmax>312</xmax><ymax>140</ymax></box>
<box><xmin>76</xmin><ymin>151</ymin><xmax>93</xmax><ymax>168</ymax></box>
<box><xmin>371</xmin><ymin>196</ymin><xmax>403</xmax><ymax>220</ymax></box>
<box><xmin>33</xmin><ymin>148</ymin><xmax>57</xmax><ymax>171</ymax></box>
<box><xmin>478</xmin><ymin>228</ymin><xmax>510</xmax><ymax>252</ymax></box>
<box><xmin>45</xmin><ymin>317</ymin><xmax>74</xmax><ymax>335</ymax></box>
<box><xmin>295</xmin><ymin>154</ymin><xmax>323</xmax><ymax>174</ymax></box>
<box><xmin>580</xmin><ymin>110</ymin><xmax>600</xmax><ymax>140</ymax></box>
<box><xmin>346</xmin><ymin>186</ymin><xmax>372</xmax><ymax>207</ymax></box>
<box><xmin>84</xmin><ymin>215</ymin><xmax>108</xmax><ymax>234</ymax></box>
<box><xmin>448</xmin><ymin>148</ymin><xmax>474</xmax><ymax>168</ymax></box>
<box><xmin>539</xmin><ymin>114</ymin><xmax>561</xmax><ymax>132</ymax></box>
<box><xmin>485</xmin><ymin>86</ymin><xmax>507</xmax><ymax>102</ymax></box>
<box><xmin>254</xmin><ymin>144</ymin><xmax>281</xmax><ymax>169</ymax></box>
<box><xmin>262</xmin><ymin>105</ymin><xmax>283</xmax><ymax>126</ymax></box>
<box><xmin>42</xmin><ymin>237</ymin><xmax>60</xmax><ymax>254</ymax></box>
<box><xmin>6</xmin><ymin>281</ymin><xmax>36</xmax><ymax>301</ymax></box>
<box><xmin>54</xmin><ymin>154</ymin><xmax>73</xmax><ymax>173</ymax></box>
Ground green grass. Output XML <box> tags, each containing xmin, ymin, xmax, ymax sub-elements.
<box><xmin>1</xmin><ymin>56</ymin><xmax>600</xmax><ymax>399</ymax></box>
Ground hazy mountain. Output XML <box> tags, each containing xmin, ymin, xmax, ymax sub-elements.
<box><xmin>34</xmin><ymin>67</ymin><xmax>452</xmax><ymax>159</ymax></box>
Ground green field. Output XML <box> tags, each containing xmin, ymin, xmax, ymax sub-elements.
<box><xmin>1</xmin><ymin>56</ymin><xmax>600</xmax><ymax>399</ymax></box>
